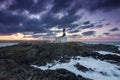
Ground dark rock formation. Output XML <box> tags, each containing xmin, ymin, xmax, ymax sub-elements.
<box><xmin>0</xmin><ymin>42</ymin><xmax>119</xmax><ymax>80</ymax></box>
<box><xmin>82</xmin><ymin>43</ymin><xmax>120</xmax><ymax>53</ymax></box>
<box><xmin>75</xmin><ymin>63</ymin><xmax>93</xmax><ymax>72</ymax></box>
<box><xmin>0</xmin><ymin>59</ymin><xmax>90</xmax><ymax>80</ymax></box>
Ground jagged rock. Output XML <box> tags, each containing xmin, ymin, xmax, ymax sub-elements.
<box><xmin>26</xmin><ymin>69</ymin><xmax>90</xmax><ymax>80</ymax></box>
<box><xmin>82</xmin><ymin>43</ymin><xmax>120</xmax><ymax>53</ymax></box>
<box><xmin>0</xmin><ymin>42</ymin><xmax>119</xmax><ymax>80</ymax></box>
<box><xmin>75</xmin><ymin>63</ymin><xmax>92</xmax><ymax>72</ymax></box>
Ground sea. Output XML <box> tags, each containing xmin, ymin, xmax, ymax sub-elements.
<box><xmin>82</xmin><ymin>41</ymin><xmax>120</xmax><ymax>46</ymax></box>
<box><xmin>0</xmin><ymin>41</ymin><xmax>120</xmax><ymax>48</ymax></box>
<box><xmin>0</xmin><ymin>42</ymin><xmax>18</xmax><ymax>47</ymax></box>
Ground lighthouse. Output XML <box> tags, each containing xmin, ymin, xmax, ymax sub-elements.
<box><xmin>55</xmin><ymin>28</ymin><xmax>67</xmax><ymax>43</ymax></box>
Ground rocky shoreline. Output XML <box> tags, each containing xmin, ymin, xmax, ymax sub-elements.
<box><xmin>0</xmin><ymin>42</ymin><xmax>120</xmax><ymax>80</ymax></box>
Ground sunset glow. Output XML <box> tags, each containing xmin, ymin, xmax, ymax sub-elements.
<box><xmin>0</xmin><ymin>33</ymin><xmax>40</xmax><ymax>40</ymax></box>
<box><xmin>0</xmin><ymin>0</ymin><xmax>120</xmax><ymax>41</ymax></box>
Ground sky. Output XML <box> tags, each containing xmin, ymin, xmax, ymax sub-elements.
<box><xmin>0</xmin><ymin>0</ymin><xmax>120</xmax><ymax>41</ymax></box>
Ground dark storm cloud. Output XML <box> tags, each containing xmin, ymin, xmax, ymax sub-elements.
<box><xmin>83</xmin><ymin>21</ymin><xmax>90</xmax><ymax>25</ymax></box>
<box><xmin>0</xmin><ymin>0</ymin><xmax>4</xmax><ymax>2</ymax></box>
<box><xmin>88</xmin><ymin>0</ymin><xmax>120</xmax><ymax>11</ymax></box>
<box><xmin>80</xmin><ymin>24</ymin><xmax>94</xmax><ymax>29</ymax></box>
<box><xmin>51</xmin><ymin>0</ymin><xmax>73</xmax><ymax>13</ymax></box>
<box><xmin>103</xmin><ymin>32</ymin><xmax>110</xmax><ymax>35</ymax></box>
<box><xmin>8</xmin><ymin>0</ymin><xmax>51</xmax><ymax>13</ymax></box>
<box><xmin>95</xmin><ymin>24</ymin><xmax>103</xmax><ymax>28</ymax></box>
<box><xmin>105</xmin><ymin>23</ymin><xmax>111</xmax><ymax>26</ymax></box>
<box><xmin>0</xmin><ymin>23</ymin><xmax>26</xmax><ymax>34</ymax></box>
<box><xmin>0</xmin><ymin>0</ymin><xmax>15</xmax><ymax>10</ymax></box>
<box><xmin>6</xmin><ymin>0</ymin><xmax>120</xmax><ymax>13</ymax></box>
<box><xmin>0</xmin><ymin>32</ymin><xmax>14</xmax><ymax>36</ymax></box>
<box><xmin>0</xmin><ymin>11</ymin><xmax>47</xmax><ymax>33</ymax></box>
<box><xmin>69</xmin><ymin>34</ymin><xmax>81</xmax><ymax>38</ymax></box>
<box><xmin>110</xmin><ymin>28</ymin><xmax>119</xmax><ymax>32</ymax></box>
<box><xmin>79</xmin><ymin>20</ymin><xmax>104</xmax><ymax>30</ymax></box>
<box><xmin>82</xmin><ymin>31</ymin><xmax>96</xmax><ymax>36</ymax></box>
<box><xmin>0</xmin><ymin>0</ymin><xmax>120</xmax><ymax>35</ymax></box>
<box><xmin>24</xmin><ymin>19</ymin><xmax>47</xmax><ymax>33</ymax></box>
<box><xmin>40</xmin><ymin>12</ymin><xmax>80</xmax><ymax>29</ymax></box>
<box><xmin>50</xmin><ymin>0</ymin><xmax>120</xmax><ymax>13</ymax></box>
<box><xmin>80</xmin><ymin>20</ymin><xmax>105</xmax><ymax>29</ymax></box>
<box><xmin>0</xmin><ymin>10</ymin><xmax>26</xmax><ymax>26</ymax></box>
<box><xmin>50</xmin><ymin>0</ymin><xmax>120</xmax><ymax>15</ymax></box>
<box><xmin>68</xmin><ymin>29</ymin><xmax>80</xmax><ymax>33</ymax></box>
<box><xmin>75</xmin><ymin>0</ymin><xmax>120</xmax><ymax>12</ymax></box>
<box><xmin>0</xmin><ymin>10</ymin><xmax>28</xmax><ymax>33</ymax></box>
<box><xmin>32</xmin><ymin>32</ymin><xmax>55</xmax><ymax>38</ymax></box>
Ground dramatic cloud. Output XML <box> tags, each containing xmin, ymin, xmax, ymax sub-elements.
<box><xmin>85</xmin><ymin>0</ymin><xmax>120</xmax><ymax>11</ymax></box>
<box><xmin>82</xmin><ymin>31</ymin><xmax>96</xmax><ymax>36</ymax></box>
<box><xmin>95</xmin><ymin>25</ymin><xmax>103</xmax><ymax>28</ymax></box>
<box><xmin>69</xmin><ymin>34</ymin><xmax>81</xmax><ymax>38</ymax></box>
<box><xmin>0</xmin><ymin>0</ymin><xmax>120</xmax><ymax>41</ymax></box>
<box><xmin>80</xmin><ymin>24</ymin><xmax>94</xmax><ymax>29</ymax></box>
<box><xmin>0</xmin><ymin>10</ymin><xmax>26</xmax><ymax>26</ymax></box>
<box><xmin>103</xmin><ymin>33</ymin><xmax>110</xmax><ymax>35</ymax></box>
<box><xmin>0</xmin><ymin>0</ymin><xmax>15</xmax><ymax>10</ymax></box>
<box><xmin>83</xmin><ymin>21</ymin><xmax>90</xmax><ymax>25</ymax></box>
<box><xmin>68</xmin><ymin>29</ymin><xmax>80</xmax><ymax>33</ymax></box>
<box><xmin>110</xmin><ymin>28</ymin><xmax>119</xmax><ymax>32</ymax></box>
<box><xmin>9</xmin><ymin>0</ymin><xmax>51</xmax><ymax>13</ymax></box>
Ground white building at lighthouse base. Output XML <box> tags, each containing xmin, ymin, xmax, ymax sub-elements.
<box><xmin>55</xmin><ymin>36</ymin><xmax>67</xmax><ymax>43</ymax></box>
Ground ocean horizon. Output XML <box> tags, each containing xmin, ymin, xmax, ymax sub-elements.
<box><xmin>0</xmin><ymin>41</ymin><xmax>120</xmax><ymax>48</ymax></box>
<box><xmin>82</xmin><ymin>41</ymin><xmax>120</xmax><ymax>46</ymax></box>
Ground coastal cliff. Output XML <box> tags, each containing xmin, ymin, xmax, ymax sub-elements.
<box><xmin>0</xmin><ymin>42</ymin><xmax>120</xmax><ymax>80</ymax></box>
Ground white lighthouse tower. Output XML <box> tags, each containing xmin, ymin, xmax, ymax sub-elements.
<box><xmin>55</xmin><ymin>28</ymin><xmax>67</xmax><ymax>43</ymax></box>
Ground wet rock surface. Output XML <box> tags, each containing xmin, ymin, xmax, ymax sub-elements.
<box><xmin>75</xmin><ymin>63</ymin><xmax>93</xmax><ymax>72</ymax></box>
<box><xmin>0</xmin><ymin>42</ymin><xmax>120</xmax><ymax>80</ymax></box>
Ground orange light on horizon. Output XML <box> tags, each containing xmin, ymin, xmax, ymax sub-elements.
<box><xmin>0</xmin><ymin>32</ymin><xmax>119</xmax><ymax>41</ymax></box>
<box><xmin>0</xmin><ymin>33</ymin><xmax>40</xmax><ymax>40</ymax></box>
